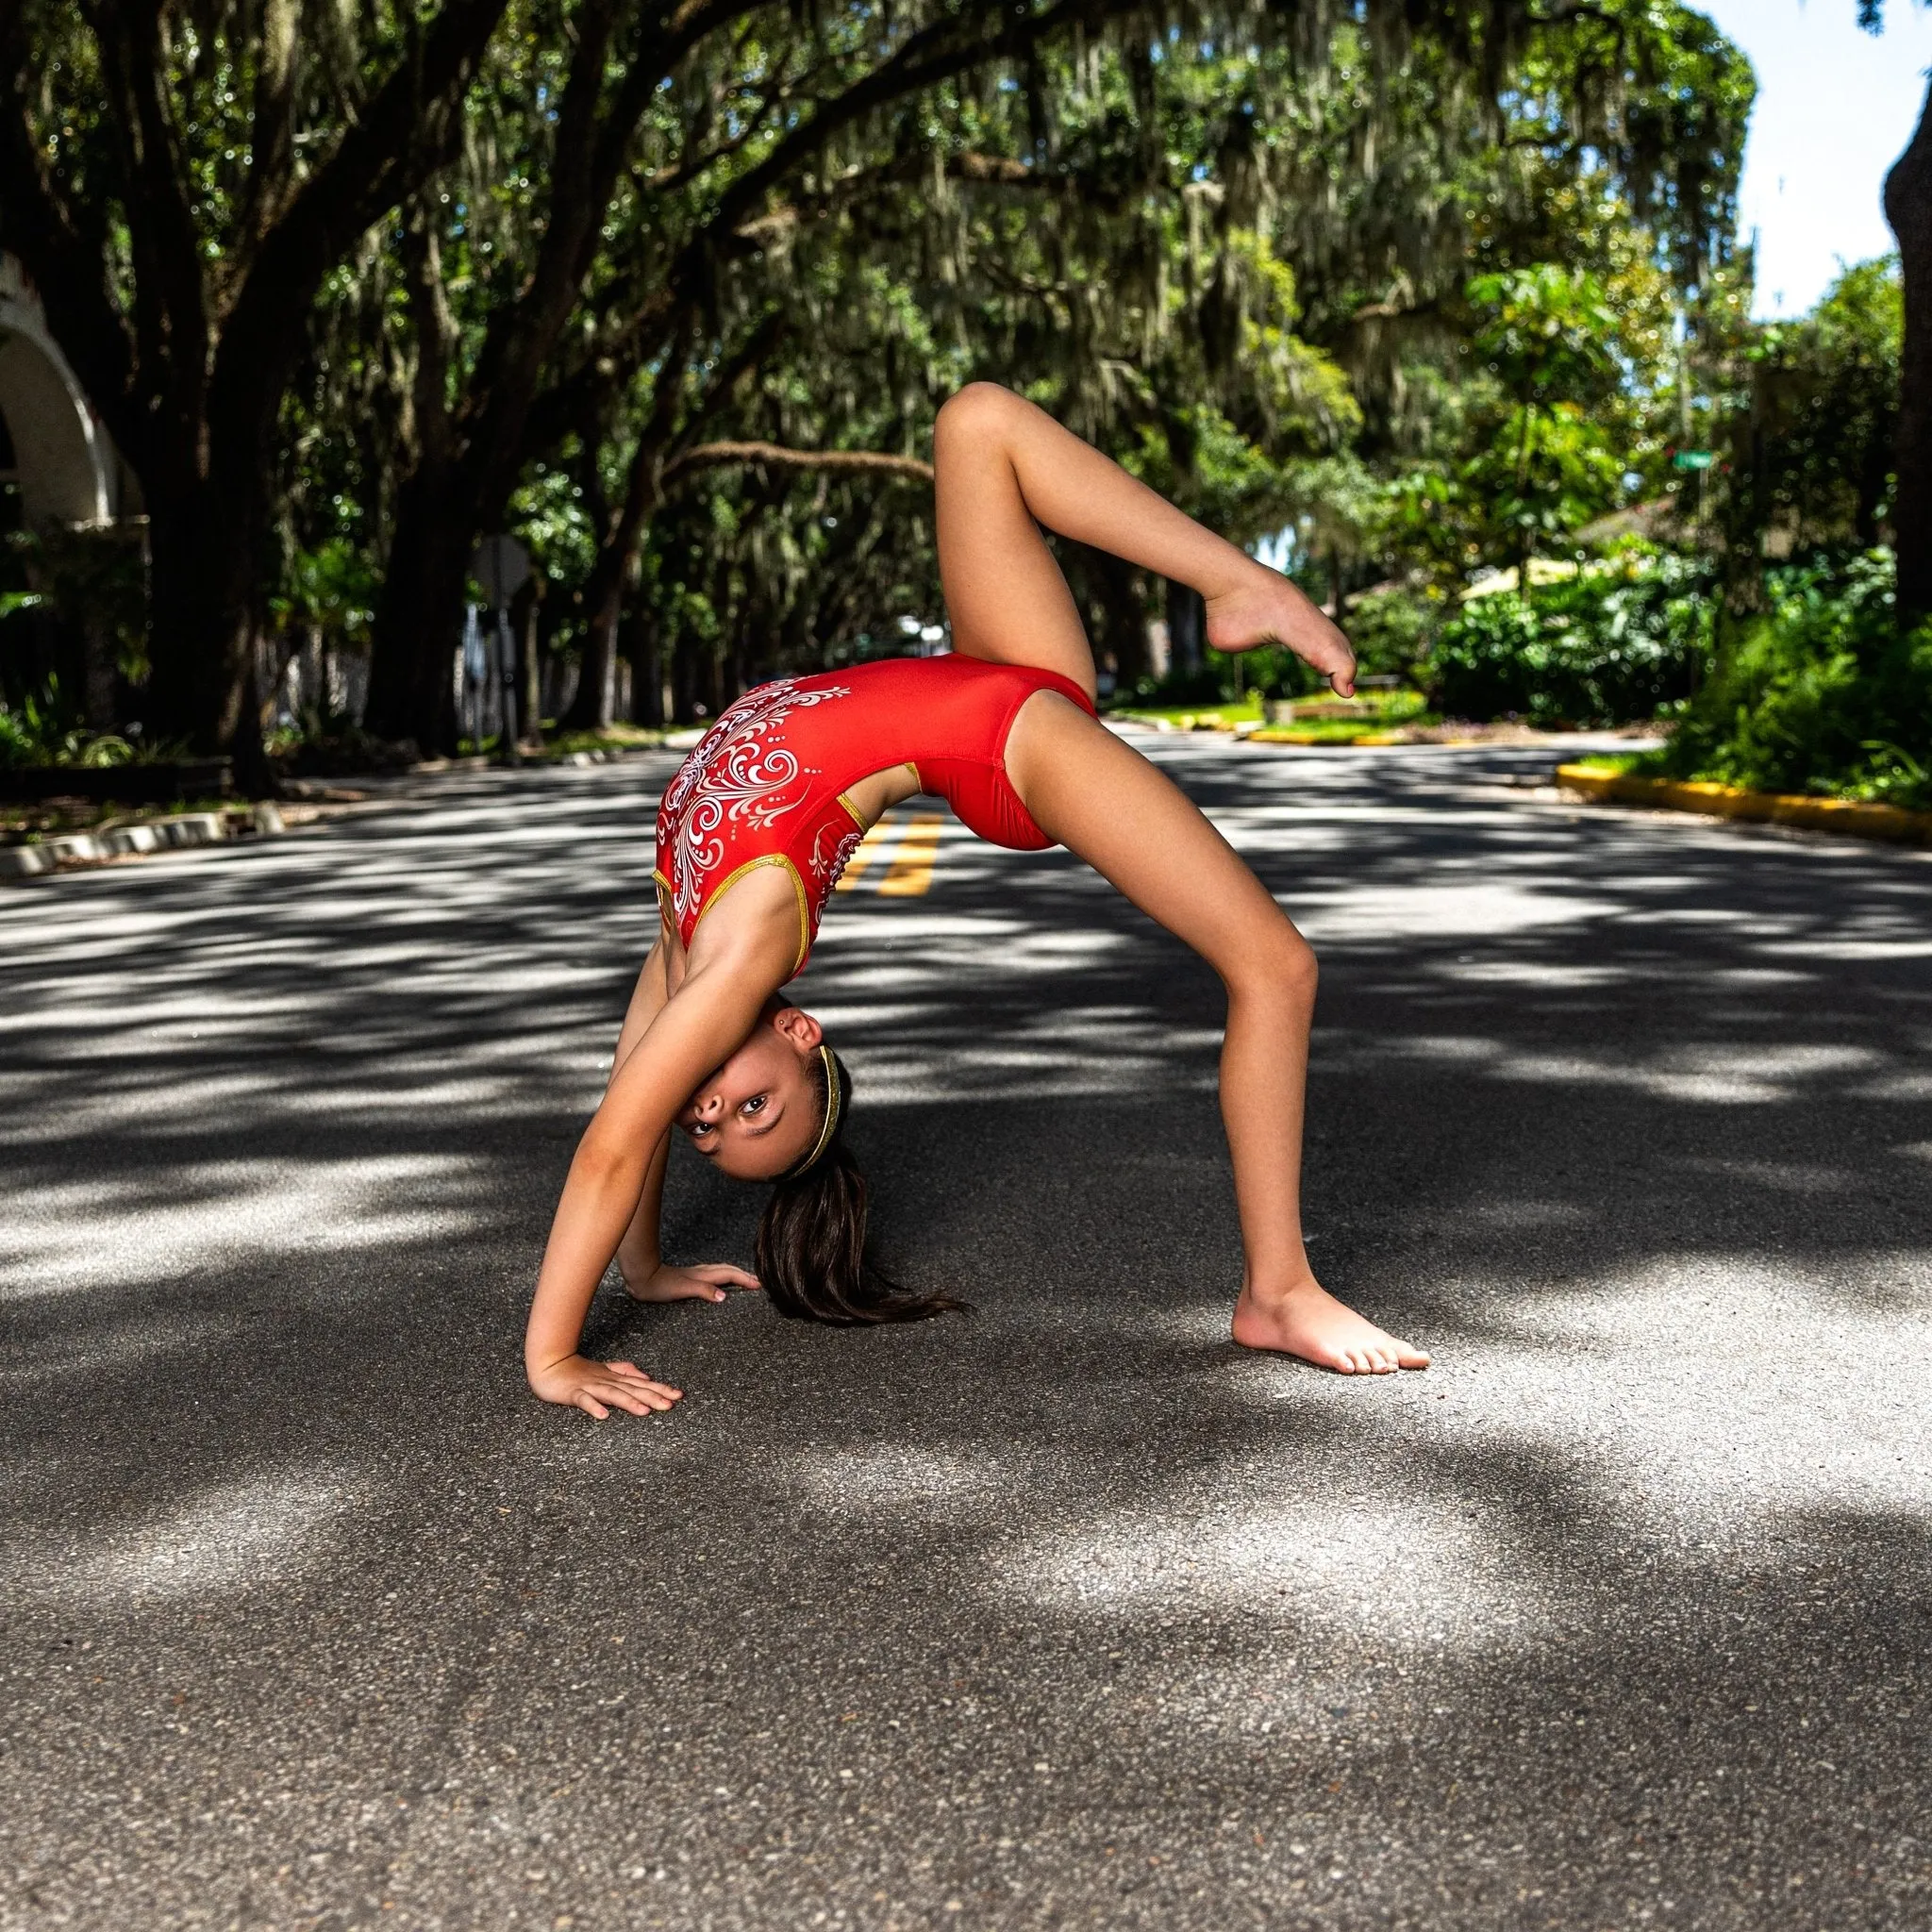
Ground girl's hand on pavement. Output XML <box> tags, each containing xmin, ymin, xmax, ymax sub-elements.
<box><xmin>528</xmin><ymin>1354</ymin><xmax>684</xmax><ymax>1419</ymax></box>
<box><xmin>624</xmin><ymin>1261</ymin><xmax>760</xmax><ymax>1305</ymax></box>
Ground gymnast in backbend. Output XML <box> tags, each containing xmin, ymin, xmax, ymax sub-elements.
<box><xmin>523</xmin><ymin>382</ymin><xmax>1428</xmax><ymax>1417</ymax></box>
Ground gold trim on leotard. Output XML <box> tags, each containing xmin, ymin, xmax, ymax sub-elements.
<box><xmin>688</xmin><ymin>853</ymin><xmax>812</xmax><ymax>975</ymax></box>
<box><xmin>838</xmin><ymin>761</ymin><xmax>925</xmax><ymax>823</ymax></box>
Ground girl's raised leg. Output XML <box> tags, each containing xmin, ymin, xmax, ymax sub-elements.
<box><xmin>933</xmin><ymin>382</ymin><xmax>1355</xmax><ymax>691</ymax></box>
<box><xmin>935</xmin><ymin>381</ymin><xmax>1422</xmax><ymax>1372</ymax></box>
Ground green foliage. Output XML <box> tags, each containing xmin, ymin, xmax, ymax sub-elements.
<box><xmin>1342</xmin><ymin>586</ymin><xmax>1441</xmax><ymax>681</ymax></box>
<box><xmin>270</xmin><ymin>540</ymin><xmax>377</xmax><ymax>647</ymax></box>
<box><xmin>1657</xmin><ymin>552</ymin><xmax>1932</xmax><ymax>809</ymax></box>
<box><xmin>1429</xmin><ymin>550</ymin><xmax>1715</xmax><ymax>724</ymax></box>
<box><xmin>1726</xmin><ymin>257</ymin><xmax>1902</xmax><ymax>554</ymax></box>
<box><xmin>1454</xmin><ymin>265</ymin><xmax>1625</xmax><ymax>572</ymax></box>
<box><xmin>0</xmin><ymin>680</ymin><xmax>136</xmax><ymax>769</ymax></box>
<box><xmin>8</xmin><ymin>527</ymin><xmax>151</xmax><ymax>684</ymax></box>
<box><xmin>2</xmin><ymin>0</ymin><xmax>1781</xmax><ymax>749</ymax></box>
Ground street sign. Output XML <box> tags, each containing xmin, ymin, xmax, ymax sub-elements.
<box><xmin>1671</xmin><ymin>450</ymin><xmax>1716</xmax><ymax>472</ymax></box>
<box><xmin>471</xmin><ymin>534</ymin><xmax>531</xmax><ymax>608</ymax></box>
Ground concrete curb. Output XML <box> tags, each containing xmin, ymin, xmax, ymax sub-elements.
<box><xmin>0</xmin><ymin>803</ymin><xmax>285</xmax><ymax>880</ymax></box>
<box><xmin>1555</xmin><ymin>764</ymin><xmax>1932</xmax><ymax>846</ymax></box>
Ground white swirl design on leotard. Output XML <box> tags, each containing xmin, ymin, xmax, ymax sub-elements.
<box><xmin>658</xmin><ymin>678</ymin><xmax>851</xmax><ymax>931</ymax></box>
<box><xmin>812</xmin><ymin>818</ymin><xmax>866</xmax><ymax>895</ymax></box>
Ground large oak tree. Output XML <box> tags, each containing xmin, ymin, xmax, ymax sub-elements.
<box><xmin>0</xmin><ymin>0</ymin><xmax>510</xmax><ymax>762</ymax></box>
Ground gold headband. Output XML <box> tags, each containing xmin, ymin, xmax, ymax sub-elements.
<box><xmin>786</xmin><ymin>1044</ymin><xmax>841</xmax><ymax>1178</ymax></box>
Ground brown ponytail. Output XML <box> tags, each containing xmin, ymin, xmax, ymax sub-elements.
<box><xmin>754</xmin><ymin>1051</ymin><xmax>968</xmax><ymax>1324</ymax></box>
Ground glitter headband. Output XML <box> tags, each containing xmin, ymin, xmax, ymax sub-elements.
<box><xmin>784</xmin><ymin>1044</ymin><xmax>842</xmax><ymax>1179</ymax></box>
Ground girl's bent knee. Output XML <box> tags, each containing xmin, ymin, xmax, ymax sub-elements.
<box><xmin>1230</xmin><ymin>930</ymin><xmax>1317</xmax><ymax>1003</ymax></box>
<box><xmin>936</xmin><ymin>381</ymin><xmax>1023</xmax><ymax>447</ymax></box>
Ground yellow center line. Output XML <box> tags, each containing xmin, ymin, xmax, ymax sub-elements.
<box><xmin>874</xmin><ymin>814</ymin><xmax>945</xmax><ymax>897</ymax></box>
<box><xmin>833</xmin><ymin>820</ymin><xmax>902</xmax><ymax>892</ymax></box>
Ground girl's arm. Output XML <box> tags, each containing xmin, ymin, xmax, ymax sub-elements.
<box><xmin>615</xmin><ymin>1126</ymin><xmax>759</xmax><ymax>1305</ymax></box>
<box><xmin>605</xmin><ymin>945</ymin><xmax>758</xmax><ymax>1304</ymax></box>
<box><xmin>523</xmin><ymin>927</ymin><xmax>789</xmax><ymax>1417</ymax></box>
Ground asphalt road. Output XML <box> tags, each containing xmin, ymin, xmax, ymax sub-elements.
<box><xmin>3</xmin><ymin>735</ymin><xmax>1929</xmax><ymax>1932</ymax></box>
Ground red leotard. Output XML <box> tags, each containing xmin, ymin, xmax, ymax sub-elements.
<box><xmin>653</xmin><ymin>655</ymin><xmax>1094</xmax><ymax>978</ymax></box>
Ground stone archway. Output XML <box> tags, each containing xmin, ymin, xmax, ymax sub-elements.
<box><xmin>0</xmin><ymin>254</ymin><xmax>135</xmax><ymax>528</ymax></box>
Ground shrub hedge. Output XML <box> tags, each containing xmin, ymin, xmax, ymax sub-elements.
<box><xmin>1656</xmin><ymin>550</ymin><xmax>1932</xmax><ymax>810</ymax></box>
<box><xmin>1427</xmin><ymin>552</ymin><xmax>1715</xmax><ymax>726</ymax></box>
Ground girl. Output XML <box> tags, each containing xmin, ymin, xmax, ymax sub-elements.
<box><xmin>524</xmin><ymin>383</ymin><xmax>1429</xmax><ymax>1418</ymax></box>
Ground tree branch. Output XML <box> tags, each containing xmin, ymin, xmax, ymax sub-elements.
<box><xmin>210</xmin><ymin>0</ymin><xmax>511</xmax><ymax>459</ymax></box>
<box><xmin>734</xmin><ymin>149</ymin><xmax>1058</xmax><ymax>244</ymax></box>
<box><xmin>80</xmin><ymin>0</ymin><xmax>208</xmax><ymax>431</ymax></box>
<box><xmin>459</xmin><ymin>0</ymin><xmax>623</xmax><ymax>456</ymax></box>
<box><xmin>711</xmin><ymin>0</ymin><xmax>1113</xmax><ymax>237</ymax></box>
<box><xmin>659</xmin><ymin>442</ymin><xmax>935</xmax><ymax>489</ymax></box>
<box><xmin>236</xmin><ymin>0</ymin><xmax>305</xmax><ymax>259</ymax></box>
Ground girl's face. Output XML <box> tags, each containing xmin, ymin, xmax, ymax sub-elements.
<box><xmin>675</xmin><ymin>1008</ymin><xmax>824</xmax><ymax>1180</ymax></box>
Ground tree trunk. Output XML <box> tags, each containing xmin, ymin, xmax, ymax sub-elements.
<box><xmin>1885</xmin><ymin>73</ymin><xmax>1932</xmax><ymax>623</ymax></box>
<box><xmin>624</xmin><ymin>601</ymin><xmax>664</xmax><ymax>727</ymax></box>
<box><xmin>143</xmin><ymin>483</ymin><xmax>258</xmax><ymax>756</ymax></box>
<box><xmin>366</xmin><ymin>211</ymin><xmax>480</xmax><ymax>754</ymax></box>
<box><xmin>364</xmin><ymin>466</ymin><xmax>472</xmax><ymax>753</ymax></box>
<box><xmin>562</xmin><ymin>572</ymin><xmax>623</xmax><ymax>731</ymax></box>
<box><xmin>510</xmin><ymin>576</ymin><xmax>544</xmax><ymax>744</ymax></box>
<box><xmin>79</xmin><ymin>612</ymin><xmax>117</xmax><ymax>731</ymax></box>
<box><xmin>1164</xmin><ymin>577</ymin><xmax>1205</xmax><ymax>675</ymax></box>
<box><xmin>558</xmin><ymin>442</ymin><xmax>618</xmax><ymax>731</ymax></box>
<box><xmin>563</xmin><ymin>416</ymin><xmax>677</xmax><ymax>731</ymax></box>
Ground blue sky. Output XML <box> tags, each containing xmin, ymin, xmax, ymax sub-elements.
<box><xmin>1697</xmin><ymin>0</ymin><xmax>1932</xmax><ymax>315</ymax></box>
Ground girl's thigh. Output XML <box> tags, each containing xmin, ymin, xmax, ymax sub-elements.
<box><xmin>1005</xmin><ymin>692</ymin><xmax>1301</xmax><ymax>975</ymax></box>
<box><xmin>934</xmin><ymin>389</ymin><xmax>1096</xmax><ymax>697</ymax></box>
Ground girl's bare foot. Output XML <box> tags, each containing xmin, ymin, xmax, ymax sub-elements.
<box><xmin>1204</xmin><ymin>569</ymin><xmax>1357</xmax><ymax>694</ymax></box>
<box><xmin>1232</xmin><ymin>1279</ymin><xmax>1429</xmax><ymax>1374</ymax></box>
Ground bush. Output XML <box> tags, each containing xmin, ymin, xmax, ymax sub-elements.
<box><xmin>1428</xmin><ymin>550</ymin><xmax>1715</xmax><ymax>725</ymax></box>
<box><xmin>1124</xmin><ymin>660</ymin><xmax>1234</xmax><ymax>707</ymax></box>
<box><xmin>0</xmin><ymin>680</ymin><xmax>137</xmax><ymax>769</ymax></box>
<box><xmin>1343</xmin><ymin>585</ymin><xmax>1440</xmax><ymax>682</ymax></box>
<box><xmin>1656</xmin><ymin>550</ymin><xmax>1932</xmax><ymax>809</ymax></box>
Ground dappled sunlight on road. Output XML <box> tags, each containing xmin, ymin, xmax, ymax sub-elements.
<box><xmin>2</xmin><ymin>1149</ymin><xmax>501</xmax><ymax>1296</ymax></box>
<box><xmin>6</xmin><ymin>1469</ymin><xmax>363</xmax><ymax>1607</ymax></box>
<box><xmin>1003</xmin><ymin>1487</ymin><xmax>1541</xmax><ymax>1652</ymax></box>
<box><xmin>1294</xmin><ymin>879</ymin><xmax>1625</xmax><ymax>940</ymax></box>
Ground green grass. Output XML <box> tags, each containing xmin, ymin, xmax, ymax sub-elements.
<box><xmin>448</xmin><ymin>724</ymin><xmax>668</xmax><ymax>760</ymax></box>
<box><xmin>1110</xmin><ymin>689</ymin><xmax>1431</xmax><ymax>733</ymax></box>
<box><xmin>1109</xmin><ymin>698</ymin><xmax>1267</xmax><ymax>728</ymax></box>
<box><xmin>534</xmin><ymin>723</ymin><xmax>666</xmax><ymax>759</ymax></box>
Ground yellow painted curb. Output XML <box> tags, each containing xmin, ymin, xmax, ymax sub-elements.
<box><xmin>1555</xmin><ymin>765</ymin><xmax>1932</xmax><ymax>846</ymax></box>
